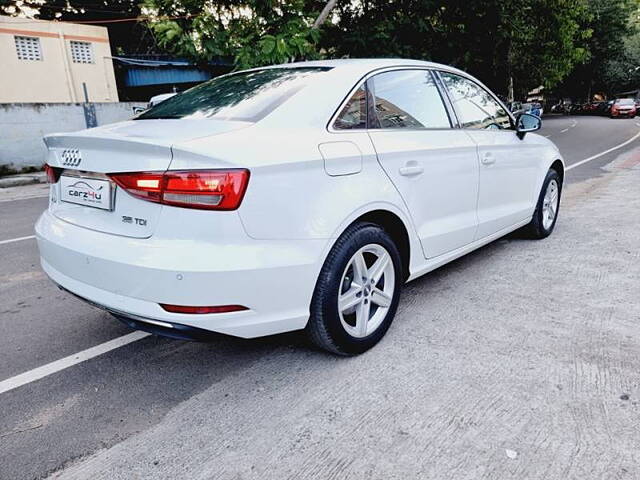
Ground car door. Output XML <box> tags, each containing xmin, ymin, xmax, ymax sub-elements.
<box><xmin>366</xmin><ymin>69</ymin><xmax>479</xmax><ymax>259</ymax></box>
<box><xmin>439</xmin><ymin>71</ymin><xmax>541</xmax><ymax>239</ymax></box>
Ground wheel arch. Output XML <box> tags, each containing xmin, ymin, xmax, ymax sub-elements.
<box><xmin>329</xmin><ymin>208</ymin><xmax>414</xmax><ymax>281</ymax></box>
<box><xmin>550</xmin><ymin>159</ymin><xmax>565</xmax><ymax>186</ymax></box>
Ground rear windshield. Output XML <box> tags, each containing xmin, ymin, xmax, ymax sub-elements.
<box><xmin>136</xmin><ymin>67</ymin><xmax>332</xmax><ymax>122</ymax></box>
<box><xmin>616</xmin><ymin>98</ymin><xmax>634</xmax><ymax>105</ymax></box>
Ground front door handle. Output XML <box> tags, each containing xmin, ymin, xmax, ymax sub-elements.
<box><xmin>399</xmin><ymin>162</ymin><xmax>424</xmax><ymax>176</ymax></box>
<box><xmin>481</xmin><ymin>153</ymin><xmax>496</xmax><ymax>165</ymax></box>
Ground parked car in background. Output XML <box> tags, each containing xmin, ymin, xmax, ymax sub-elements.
<box><xmin>583</xmin><ymin>101</ymin><xmax>611</xmax><ymax>116</ymax></box>
<box><xmin>609</xmin><ymin>98</ymin><xmax>637</xmax><ymax>118</ymax></box>
<box><xmin>132</xmin><ymin>92</ymin><xmax>179</xmax><ymax>115</ymax></box>
<box><xmin>604</xmin><ymin>100</ymin><xmax>614</xmax><ymax>116</ymax></box>
<box><xmin>597</xmin><ymin>102</ymin><xmax>610</xmax><ymax>115</ymax></box>
<box><xmin>508</xmin><ymin>101</ymin><xmax>524</xmax><ymax>116</ymax></box>
<box><xmin>148</xmin><ymin>92</ymin><xmax>178</xmax><ymax>108</ymax></box>
<box><xmin>37</xmin><ymin>59</ymin><xmax>564</xmax><ymax>355</ymax></box>
<box><xmin>523</xmin><ymin>102</ymin><xmax>542</xmax><ymax>117</ymax></box>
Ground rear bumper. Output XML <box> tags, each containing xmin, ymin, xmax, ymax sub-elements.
<box><xmin>57</xmin><ymin>283</ymin><xmax>218</xmax><ymax>341</ymax></box>
<box><xmin>36</xmin><ymin>210</ymin><xmax>327</xmax><ymax>338</ymax></box>
<box><xmin>611</xmin><ymin>110</ymin><xmax>635</xmax><ymax>117</ymax></box>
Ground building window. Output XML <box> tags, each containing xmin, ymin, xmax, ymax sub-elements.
<box><xmin>15</xmin><ymin>36</ymin><xmax>42</xmax><ymax>61</ymax></box>
<box><xmin>70</xmin><ymin>41</ymin><xmax>94</xmax><ymax>64</ymax></box>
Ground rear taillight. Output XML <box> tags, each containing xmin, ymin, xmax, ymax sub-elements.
<box><xmin>44</xmin><ymin>164</ymin><xmax>61</xmax><ymax>184</ymax></box>
<box><xmin>109</xmin><ymin>169</ymin><xmax>250</xmax><ymax>210</ymax></box>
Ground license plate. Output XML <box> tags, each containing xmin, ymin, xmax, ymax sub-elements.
<box><xmin>60</xmin><ymin>175</ymin><xmax>113</xmax><ymax>211</ymax></box>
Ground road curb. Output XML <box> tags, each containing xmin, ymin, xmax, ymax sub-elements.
<box><xmin>0</xmin><ymin>172</ymin><xmax>47</xmax><ymax>188</ymax></box>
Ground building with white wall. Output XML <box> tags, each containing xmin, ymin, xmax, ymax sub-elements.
<box><xmin>0</xmin><ymin>16</ymin><xmax>119</xmax><ymax>103</ymax></box>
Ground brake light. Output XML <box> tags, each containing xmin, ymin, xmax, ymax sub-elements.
<box><xmin>109</xmin><ymin>169</ymin><xmax>250</xmax><ymax>210</ymax></box>
<box><xmin>44</xmin><ymin>164</ymin><xmax>61</xmax><ymax>184</ymax></box>
<box><xmin>110</xmin><ymin>172</ymin><xmax>164</xmax><ymax>203</ymax></box>
<box><xmin>159</xmin><ymin>304</ymin><xmax>248</xmax><ymax>314</ymax></box>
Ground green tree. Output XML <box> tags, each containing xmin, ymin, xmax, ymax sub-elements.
<box><xmin>321</xmin><ymin>0</ymin><xmax>590</xmax><ymax>97</ymax></box>
<box><xmin>141</xmin><ymin>0</ymin><xmax>595</xmax><ymax>97</ymax></box>
<box><xmin>554</xmin><ymin>0</ymin><xmax>639</xmax><ymax>100</ymax></box>
<box><xmin>142</xmin><ymin>0</ymin><xmax>325</xmax><ymax>68</ymax></box>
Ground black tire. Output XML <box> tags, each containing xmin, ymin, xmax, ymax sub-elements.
<box><xmin>522</xmin><ymin>169</ymin><xmax>562</xmax><ymax>239</ymax></box>
<box><xmin>306</xmin><ymin>222</ymin><xmax>403</xmax><ymax>355</ymax></box>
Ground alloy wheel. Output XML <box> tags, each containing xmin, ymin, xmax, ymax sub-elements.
<box><xmin>542</xmin><ymin>179</ymin><xmax>559</xmax><ymax>230</ymax></box>
<box><xmin>337</xmin><ymin>244</ymin><xmax>396</xmax><ymax>338</ymax></box>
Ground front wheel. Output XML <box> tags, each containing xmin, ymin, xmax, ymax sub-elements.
<box><xmin>522</xmin><ymin>169</ymin><xmax>561</xmax><ymax>239</ymax></box>
<box><xmin>306</xmin><ymin>222</ymin><xmax>403</xmax><ymax>355</ymax></box>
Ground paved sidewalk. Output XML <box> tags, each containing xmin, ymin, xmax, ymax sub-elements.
<box><xmin>0</xmin><ymin>171</ymin><xmax>46</xmax><ymax>189</ymax></box>
<box><xmin>0</xmin><ymin>182</ymin><xmax>49</xmax><ymax>203</ymax></box>
<box><xmin>48</xmin><ymin>151</ymin><xmax>640</xmax><ymax>480</ymax></box>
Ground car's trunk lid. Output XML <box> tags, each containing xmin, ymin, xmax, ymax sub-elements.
<box><xmin>44</xmin><ymin>119</ymin><xmax>250</xmax><ymax>238</ymax></box>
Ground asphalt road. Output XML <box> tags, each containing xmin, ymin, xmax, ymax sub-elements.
<box><xmin>1</xmin><ymin>115</ymin><xmax>639</xmax><ymax>480</ymax></box>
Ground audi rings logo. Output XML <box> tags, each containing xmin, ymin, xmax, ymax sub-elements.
<box><xmin>61</xmin><ymin>149</ymin><xmax>82</xmax><ymax>167</ymax></box>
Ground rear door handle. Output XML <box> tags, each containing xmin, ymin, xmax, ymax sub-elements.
<box><xmin>481</xmin><ymin>153</ymin><xmax>495</xmax><ymax>165</ymax></box>
<box><xmin>399</xmin><ymin>163</ymin><xmax>424</xmax><ymax>176</ymax></box>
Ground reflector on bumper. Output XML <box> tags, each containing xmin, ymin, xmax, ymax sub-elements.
<box><xmin>159</xmin><ymin>304</ymin><xmax>249</xmax><ymax>314</ymax></box>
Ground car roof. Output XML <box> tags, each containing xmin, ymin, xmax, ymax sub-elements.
<box><xmin>257</xmin><ymin>58</ymin><xmax>470</xmax><ymax>76</ymax></box>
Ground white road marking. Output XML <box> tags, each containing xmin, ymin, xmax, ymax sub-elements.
<box><xmin>0</xmin><ymin>331</ymin><xmax>150</xmax><ymax>395</ymax></box>
<box><xmin>0</xmin><ymin>235</ymin><xmax>35</xmax><ymax>245</ymax></box>
<box><xmin>543</xmin><ymin>118</ymin><xmax>577</xmax><ymax>138</ymax></box>
<box><xmin>567</xmin><ymin>130</ymin><xmax>640</xmax><ymax>171</ymax></box>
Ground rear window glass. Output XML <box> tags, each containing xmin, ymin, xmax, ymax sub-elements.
<box><xmin>136</xmin><ymin>67</ymin><xmax>332</xmax><ymax>122</ymax></box>
<box><xmin>334</xmin><ymin>85</ymin><xmax>367</xmax><ymax>130</ymax></box>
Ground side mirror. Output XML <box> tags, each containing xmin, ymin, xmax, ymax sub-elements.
<box><xmin>516</xmin><ymin>112</ymin><xmax>541</xmax><ymax>139</ymax></box>
<box><xmin>132</xmin><ymin>106</ymin><xmax>146</xmax><ymax>115</ymax></box>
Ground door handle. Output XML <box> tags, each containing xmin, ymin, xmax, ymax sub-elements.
<box><xmin>481</xmin><ymin>153</ymin><xmax>496</xmax><ymax>165</ymax></box>
<box><xmin>399</xmin><ymin>163</ymin><xmax>424</xmax><ymax>176</ymax></box>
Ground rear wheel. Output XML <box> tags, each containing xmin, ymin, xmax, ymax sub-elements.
<box><xmin>307</xmin><ymin>222</ymin><xmax>402</xmax><ymax>355</ymax></box>
<box><xmin>522</xmin><ymin>169</ymin><xmax>561</xmax><ymax>239</ymax></box>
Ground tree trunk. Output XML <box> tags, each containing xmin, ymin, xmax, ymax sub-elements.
<box><xmin>312</xmin><ymin>0</ymin><xmax>339</xmax><ymax>29</ymax></box>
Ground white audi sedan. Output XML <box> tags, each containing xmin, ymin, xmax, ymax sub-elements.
<box><xmin>37</xmin><ymin>59</ymin><xmax>563</xmax><ymax>355</ymax></box>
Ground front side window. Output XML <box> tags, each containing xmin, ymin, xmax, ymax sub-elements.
<box><xmin>334</xmin><ymin>85</ymin><xmax>367</xmax><ymax>130</ymax></box>
<box><xmin>440</xmin><ymin>72</ymin><xmax>511</xmax><ymax>130</ymax></box>
<box><xmin>369</xmin><ymin>70</ymin><xmax>451</xmax><ymax>129</ymax></box>
<box><xmin>137</xmin><ymin>67</ymin><xmax>332</xmax><ymax>122</ymax></box>
<box><xmin>15</xmin><ymin>36</ymin><xmax>42</xmax><ymax>61</ymax></box>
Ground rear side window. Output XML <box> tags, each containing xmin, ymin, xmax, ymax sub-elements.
<box><xmin>334</xmin><ymin>85</ymin><xmax>367</xmax><ymax>130</ymax></box>
<box><xmin>440</xmin><ymin>72</ymin><xmax>511</xmax><ymax>130</ymax></box>
<box><xmin>369</xmin><ymin>70</ymin><xmax>451</xmax><ymax>129</ymax></box>
<box><xmin>136</xmin><ymin>67</ymin><xmax>332</xmax><ymax>122</ymax></box>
